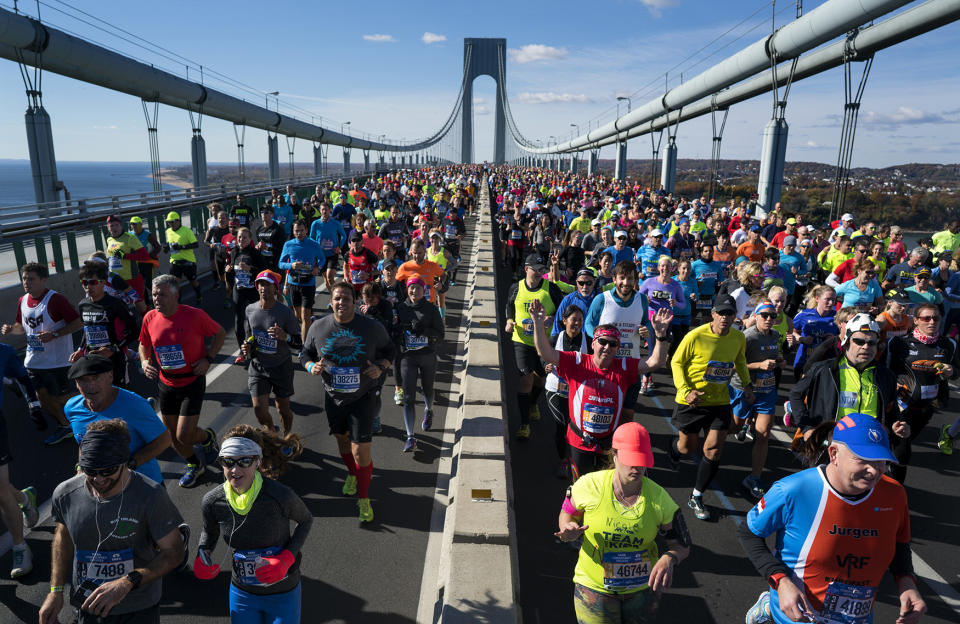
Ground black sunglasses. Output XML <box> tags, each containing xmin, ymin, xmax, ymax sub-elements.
<box><xmin>576</xmin><ymin>280</ymin><xmax>594</xmax><ymax>286</ymax></box>
<box><xmin>82</xmin><ymin>465</ymin><xmax>122</xmax><ymax>478</ymax></box>
<box><xmin>596</xmin><ymin>338</ymin><xmax>620</xmax><ymax>348</ymax></box>
<box><xmin>219</xmin><ymin>456</ymin><xmax>258</xmax><ymax>468</ymax></box>
<box><xmin>758</xmin><ymin>313</ymin><xmax>777</xmax><ymax>319</ymax></box>
<box><xmin>850</xmin><ymin>337</ymin><xmax>878</xmax><ymax>347</ymax></box>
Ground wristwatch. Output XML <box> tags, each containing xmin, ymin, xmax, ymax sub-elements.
<box><xmin>124</xmin><ymin>570</ymin><xmax>143</xmax><ymax>589</ymax></box>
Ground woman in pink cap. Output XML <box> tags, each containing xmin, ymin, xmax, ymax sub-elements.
<box><xmin>556</xmin><ymin>422</ymin><xmax>690</xmax><ymax>623</ymax></box>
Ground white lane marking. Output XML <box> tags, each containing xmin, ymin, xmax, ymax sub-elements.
<box><xmin>415</xmin><ymin>219</ymin><xmax>480</xmax><ymax>624</ymax></box>
<box><xmin>0</xmin><ymin>348</ymin><xmax>241</xmax><ymax>558</ymax></box>
<box><xmin>914</xmin><ymin>556</ymin><xmax>960</xmax><ymax>616</ymax></box>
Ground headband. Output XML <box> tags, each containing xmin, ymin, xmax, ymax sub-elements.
<box><xmin>754</xmin><ymin>302</ymin><xmax>776</xmax><ymax>315</ymax></box>
<box><xmin>594</xmin><ymin>327</ymin><xmax>621</xmax><ymax>342</ymax></box>
<box><xmin>78</xmin><ymin>429</ymin><xmax>130</xmax><ymax>470</ymax></box>
<box><xmin>219</xmin><ymin>436</ymin><xmax>263</xmax><ymax>458</ymax></box>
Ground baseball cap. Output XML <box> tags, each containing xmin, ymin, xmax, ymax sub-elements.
<box><xmin>166</xmin><ymin>211</ymin><xmax>181</xmax><ymax>222</ymax></box>
<box><xmin>842</xmin><ymin>313</ymin><xmax>880</xmax><ymax>345</ymax></box>
<box><xmin>106</xmin><ymin>214</ymin><xmax>123</xmax><ymax>225</ymax></box>
<box><xmin>591</xmin><ymin>218</ymin><xmax>602</xmax><ymax>226</ymax></box>
<box><xmin>786</xmin><ymin>217</ymin><xmax>797</xmax><ymax>225</ymax></box>
<box><xmin>255</xmin><ymin>270</ymin><xmax>280</xmax><ymax>289</ymax></box>
<box><xmin>68</xmin><ymin>354</ymin><xmax>114</xmax><ymax>380</ymax></box>
<box><xmin>832</xmin><ymin>228</ymin><xmax>849</xmax><ymax>239</ymax></box>
<box><xmin>783</xmin><ymin>235</ymin><xmax>798</xmax><ymax>247</ymax></box>
<box><xmin>349</xmin><ymin>232</ymin><xmax>363</xmax><ymax>242</ymax></box>
<box><xmin>841</xmin><ymin>213</ymin><xmax>855</xmax><ymax>222</ymax></box>
<box><xmin>612</xmin><ymin>422</ymin><xmax>655</xmax><ymax>468</ymax></box>
<box><xmin>916</xmin><ymin>267</ymin><xmax>932</xmax><ymax>278</ymax></box>
<box><xmin>260</xmin><ymin>203</ymin><xmax>274</xmax><ymax>212</ymax></box>
<box><xmin>649</xmin><ymin>228</ymin><xmax>663</xmax><ymax>237</ymax></box>
<box><xmin>749</xmin><ymin>223</ymin><xmax>761</xmax><ymax>232</ymax></box>
<box><xmin>129</xmin><ymin>216</ymin><xmax>143</xmax><ymax>224</ymax></box>
<box><xmin>615</xmin><ymin>230</ymin><xmax>627</xmax><ymax>239</ymax></box>
<box><xmin>525</xmin><ymin>253</ymin><xmax>546</xmax><ymax>272</ymax></box>
<box><xmin>712</xmin><ymin>294</ymin><xmax>737</xmax><ymax>315</ymax></box>
<box><xmin>674</xmin><ymin>208</ymin><xmax>683</xmax><ymax>215</ymax></box>
<box><xmin>832</xmin><ymin>413</ymin><xmax>897</xmax><ymax>462</ymax></box>
<box><xmin>885</xmin><ymin>288</ymin><xmax>910</xmax><ymax>304</ymax></box>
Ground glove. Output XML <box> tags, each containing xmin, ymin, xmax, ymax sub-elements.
<box><xmin>193</xmin><ymin>551</ymin><xmax>220</xmax><ymax>580</ymax></box>
<box><xmin>28</xmin><ymin>401</ymin><xmax>47</xmax><ymax>431</ymax></box>
<box><xmin>254</xmin><ymin>549</ymin><xmax>295</xmax><ymax>585</ymax></box>
<box><xmin>171</xmin><ymin>243</ymin><xmax>181</xmax><ymax>251</ymax></box>
<box><xmin>162</xmin><ymin>245</ymin><xmax>171</xmax><ymax>254</ymax></box>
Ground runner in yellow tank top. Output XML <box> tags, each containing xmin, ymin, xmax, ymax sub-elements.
<box><xmin>427</xmin><ymin>231</ymin><xmax>457</xmax><ymax>316</ymax></box>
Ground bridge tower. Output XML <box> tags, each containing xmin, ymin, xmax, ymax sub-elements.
<box><xmin>461</xmin><ymin>38</ymin><xmax>506</xmax><ymax>164</ymax></box>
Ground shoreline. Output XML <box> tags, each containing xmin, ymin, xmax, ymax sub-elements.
<box><xmin>148</xmin><ymin>167</ymin><xmax>192</xmax><ymax>191</ymax></box>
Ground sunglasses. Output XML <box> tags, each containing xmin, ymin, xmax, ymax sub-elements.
<box><xmin>757</xmin><ymin>313</ymin><xmax>777</xmax><ymax>319</ymax></box>
<box><xmin>916</xmin><ymin>315</ymin><xmax>941</xmax><ymax>322</ymax></box>
<box><xmin>576</xmin><ymin>280</ymin><xmax>595</xmax><ymax>286</ymax></box>
<box><xmin>82</xmin><ymin>465</ymin><xmax>122</xmax><ymax>478</ymax></box>
<box><xmin>596</xmin><ymin>338</ymin><xmax>620</xmax><ymax>348</ymax></box>
<box><xmin>80</xmin><ymin>279</ymin><xmax>104</xmax><ymax>286</ymax></box>
<box><xmin>219</xmin><ymin>456</ymin><xmax>258</xmax><ymax>468</ymax></box>
<box><xmin>850</xmin><ymin>337</ymin><xmax>878</xmax><ymax>347</ymax></box>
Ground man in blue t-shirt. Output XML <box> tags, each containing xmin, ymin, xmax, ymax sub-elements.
<box><xmin>64</xmin><ymin>355</ymin><xmax>170</xmax><ymax>484</ymax></box>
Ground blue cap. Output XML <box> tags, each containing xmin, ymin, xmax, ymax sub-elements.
<box><xmin>750</xmin><ymin>223</ymin><xmax>762</xmax><ymax>232</ymax></box>
<box><xmin>832</xmin><ymin>413</ymin><xmax>897</xmax><ymax>462</ymax></box>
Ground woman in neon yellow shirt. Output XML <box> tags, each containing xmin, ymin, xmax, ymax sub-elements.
<box><xmin>556</xmin><ymin>423</ymin><xmax>690</xmax><ymax>623</ymax></box>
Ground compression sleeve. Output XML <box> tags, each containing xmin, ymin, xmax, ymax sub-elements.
<box><xmin>737</xmin><ymin>517</ymin><xmax>791</xmax><ymax>579</ymax></box>
<box><xmin>505</xmin><ymin>282</ymin><xmax>519</xmax><ymax>320</ymax></box>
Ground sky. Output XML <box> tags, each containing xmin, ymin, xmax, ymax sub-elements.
<box><xmin>0</xmin><ymin>0</ymin><xmax>958</xmax><ymax>168</ymax></box>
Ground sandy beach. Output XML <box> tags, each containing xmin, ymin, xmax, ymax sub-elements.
<box><xmin>149</xmin><ymin>167</ymin><xmax>192</xmax><ymax>190</ymax></box>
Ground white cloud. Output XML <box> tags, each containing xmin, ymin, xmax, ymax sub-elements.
<box><xmin>508</xmin><ymin>44</ymin><xmax>567</xmax><ymax>64</ymax></box>
<box><xmin>639</xmin><ymin>0</ymin><xmax>677</xmax><ymax>18</ymax></box>
<box><xmin>475</xmin><ymin>105</ymin><xmax>491</xmax><ymax>116</ymax></box>
<box><xmin>362</xmin><ymin>34</ymin><xmax>396</xmax><ymax>43</ymax></box>
<box><xmin>422</xmin><ymin>32</ymin><xmax>446</xmax><ymax>45</ymax></box>
<box><xmin>859</xmin><ymin>106</ymin><xmax>956</xmax><ymax>128</ymax></box>
<box><xmin>92</xmin><ymin>125</ymin><xmax>118</xmax><ymax>130</ymax></box>
<box><xmin>473</xmin><ymin>97</ymin><xmax>485</xmax><ymax>104</ymax></box>
<box><xmin>516</xmin><ymin>92</ymin><xmax>591</xmax><ymax>104</ymax></box>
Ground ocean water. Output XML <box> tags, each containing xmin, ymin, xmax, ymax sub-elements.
<box><xmin>0</xmin><ymin>160</ymin><xmax>184</xmax><ymax>208</ymax></box>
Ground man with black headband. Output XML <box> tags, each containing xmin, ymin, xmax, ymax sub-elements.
<box><xmin>40</xmin><ymin>420</ymin><xmax>186</xmax><ymax>624</ymax></box>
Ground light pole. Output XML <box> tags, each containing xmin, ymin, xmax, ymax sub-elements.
<box><xmin>570</xmin><ymin>123</ymin><xmax>580</xmax><ymax>136</ymax></box>
<box><xmin>616</xmin><ymin>96</ymin><xmax>632</xmax><ymax>115</ymax></box>
<box><xmin>341</xmin><ymin>121</ymin><xmax>351</xmax><ymax>134</ymax></box>
<box><xmin>266</xmin><ymin>91</ymin><xmax>279</xmax><ymax>111</ymax></box>
<box><xmin>615</xmin><ymin>97</ymin><xmax>632</xmax><ymax>181</ymax></box>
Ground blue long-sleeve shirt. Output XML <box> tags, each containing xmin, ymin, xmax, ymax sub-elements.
<box><xmin>944</xmin><ymin>271</ymin><xmax>960</xmax><ymax>303</ymax></box>
<box><xmin>309</xmin><ymin>218</ymin><xmax>347</xmax><ymax>256</ymax></box>
<box><xmin>273</xmin><ymin>202</ymin><xmax>294</xmax><ymax>237</ymax></box>
<box><xmin>279</xmin><ymin>238</ymin><xmax>327</xmax><ymax>287</ymax></box>
<box><xmin>552</xmin><ymin>290</ymin><xmax>597</xmax><ymax>338</ymax></box>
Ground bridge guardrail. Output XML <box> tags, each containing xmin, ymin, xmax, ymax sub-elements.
<box><xmin>439</xmin><ymin>179</ymin><xmax>520</xmax><ymax>622</ymax></box>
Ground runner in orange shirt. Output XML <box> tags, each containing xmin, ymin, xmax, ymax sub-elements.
<box><xmin>396</xmin><ymin>239</ymin><xmax>444</xmax><ymax>305</ymax></box>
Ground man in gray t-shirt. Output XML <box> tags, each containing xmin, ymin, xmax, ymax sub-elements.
<box><xmin>41</xmin><ymin>421</ymin><xmax>184</xmax><ymax>622</ymax></box>
<box><xmin>241</xmin><ymin>271</ymin><xmax>302</xmax><ymax>434</ymax></box>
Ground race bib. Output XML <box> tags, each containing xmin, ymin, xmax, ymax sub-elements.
<box><xmin>920</xmin><ymin>384</ymin><xmax>938</xmax><ymax>400</ymax></box>
<box><xmin>404</xmin><ymin>330</ymin><xmax>429</xmax><ymax>350</ymax></box>
<box><xmin>253</xmin><ymin>330</ymin><xmax>278</xmax><ymax>355</ymax></box>
<box><xmin>330</xmin><ymin>366</ymin><xmax>360</xmax><ymax>392</ymax></box>
<box><xmin>582</xmin><ymin>403</ymin><xmax>615</xmax><ymax>434</ymax></box>
<box><xmin>820</xmin><ymin>582</ymin><xmax>875</xmax><ymax>624</ymax></box>
<box><xmin>754</xmin><ymin>370</ymin><xmax>776</xmax><ymax>393</ymax></box>
<box><xmin>350</xmin><ymin>269</ymin><xmax>364</xmax><ymax>285</ymax></box>
<box><xmin>235</xmin><ymin>270</ymin><xmax>252</xmax><ymax>289</ymax></box>
<box><xmin>321</xmin><ymin>239</ymin><xmax>334</xmax><ymax>251</ymax></box>
<box><xmin>84</xmin><ymin>325</ymin><xmax>111</xmax><ymax>348</ymax></box>
<box><xmin>155</xmin><ymin>344</ymin><xmax>187</xmax><ymax>370</ymax></box>
<box><xmin>510</xmin><ymin>230</ymin><xmax>522</xmax><ymax>240</ymax></box>
<box><xmin>697</xmin><ymin>295</ymin><xmax>713</xmax><ymax>310</ymax></box>
<box><xmin>601</xmin><ymin>550</ymin><xmax>651</xmax><ymax>590</ymax></box>
<box><xmin>107</xmin><ymin>256</ymin><xmax>122</xmax><ymax>272</ymax></box>
<box><xmin>233</xmin><ymin>546</ymin><xmax>285</xmax><ymax>587</ymax></box>
<box><xmin>616</xmin><ymin>341</ymin><xmax>633</xmax><ymax>358</ymax></box>
<box><xmin>703</xmin><ymin>360</ymin><xmax>734</xmax><ymax>383</ymax></box>
<box><xmin>445</xmin><ymin>224</ymin><xmax>458</xmax><ymax>238</ymax></box>
<box><xmin>76</xmin><ymin>548</ymin><xmax>133</xmax><ymax>586</ymax></box>
<box><xmin>390</xmin><ymin>234</ymin><xmax>403</xmax><ymax>246</ymax></box>
<box><xmin>838</xmin><ymin>391</ymin><xmax>858</xmax><ymax>409</ymax></box>
<box><xmin>26</xmin><ymin>333</ymin><xmax>44</xmax><ymax>352</ymax></box>
<box><xmin>700</xmin><ymin>271</ymin><xmax>717</xmax><ymax>280</ymax></box>
<box><xmin>521</xmin><ymin>318</ymin><xmax>534</xmax><ymax>336</ymax></box>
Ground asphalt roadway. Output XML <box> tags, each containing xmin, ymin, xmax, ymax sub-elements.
<box><xmin>494</xmin><ymin>262</ymin><xmax>960</xmax><ymax>619</ymax></box>
<box><xmin>0</xmin><ymin>225</ymin><xmax>476</xmax><ymax>623</ymax></box>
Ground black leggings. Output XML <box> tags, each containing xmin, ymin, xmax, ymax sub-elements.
<box><xmin>546</xmin><ymin>390</ymin><xmax>568</xmax><ymax>460</ymax></box>
<box><xmin>233</xmin><ymin>287</ymin><xmax>259</xmax><ymax>348</ymax></box>
<box><xmin>889</xmin><ymin>405</ymin><xmax>934</xmax><ymax>483</ymax></box>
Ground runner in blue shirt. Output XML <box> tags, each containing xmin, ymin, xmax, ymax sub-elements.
<box><xmin>309</xmin><ymin>203</ymin><xmax>347</xmax><ymax>294</ymax></box>
<box><xmin>692</xmin><ymin>243</ymin><xmax>724</xmax><ymax>323</ymax></box>
<box><xmin>280</xmin><ymin>220</ymin><xmax>327</xmax><ymax>341</ymax></box>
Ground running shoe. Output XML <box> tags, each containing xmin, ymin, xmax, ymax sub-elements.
<box><xmin>19</xmin><ymin>486</ymin><xmax>38</xmax><ymax>528</ymax></box>
<box><xmin>782</xmin><ymin>401</ymin><xmax>794</xmax><ymax>428</ymax></box>
<box><xmin>358</xmin><ymin>497</ymin><xmax>374</xmax><ymax>523</ymax></box>
<box><xmin>742</xmin><ymin>475</ymin><xmax>765</xmax><ymax>501</ymax></box>
<box><xmin>402</xmin><ymin>436</ymin><xmax>417</xmax><ymax>453</ymax></box>
<box><xmin>422</xmin><ymin>409</ymin><xmax>434</xmax><ymax>431</ymax></box>
<box><xmin>342</xmin><ymin>474</ymin><xmax>358</xmax><ymax>496</ymax></box>
<box><xmin>516</xmin><ymin>424</ymin><xmax>531</xmax><ymax>440</ymax></box>
<box><xmin>529</xmin><ymin>404</ymin><xmax>541</xmax><ymax>422</ymax></box>
<box><xmin>688</xmin><ymin>494</ymin><xmax>710</xmax><ymax>521</ymax></box>
<box><xmin>10</xmin><ymin>543</ymin><xmax>33</xmax><ymax>579</ymax></box>
<box><xmin>735</xmin><ymin>421</ymin><xmax>751</xmax><ymax>442</ymax></box>
<box><xmin>173</xmin><ymin>523</ymin><xmax>191</xmax><ymax>573</ymax></box>
<box><xmin>394</xmin><ymin>388</ymin><xmax>404</xmax><ymax>406</ymax></box>
<box><xmin>43</xmin><ymin>425</ymin><xmax>73</xmax><ymax>446</ymax></box>
<box><xmin>200</xmin><ymin>428</ymin><xmax>220</xmax><ymax>466</ymax></box>
<box><xmin>745</xmin><ymin>591</ymin><xmax>772</xmax><ymax>624</ymax></box>
<box><xmin>938</xmin><ymin>424</ymin><xmax>954</xmax><ymax>455</ymax></box>
<box><xmin>179</xmin><ymin>463</ymin><xmax>202</xmax><ymax>488</ymax></box>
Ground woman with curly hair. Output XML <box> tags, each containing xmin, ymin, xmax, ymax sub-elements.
<box><xmin>194</xmin><ymin>425</ymin><xmax>310</xmax><ymax>623</ymax></box>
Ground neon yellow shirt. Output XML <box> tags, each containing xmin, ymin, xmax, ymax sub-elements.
<box><xmin>571</xmin><ymin>470</ymin><xmax>678</xmax><ymax>594</ymax></box>
<box><xmin>837</xmin><ymin>360</ymin><xmax>879</xmax><ymax>420</ymax></box>
<box><xmin>671</xmin><ymin>323</ymin><xmax>750</xmax><ymax>406</ymax></box>
<box><xmin>165</xmin><ymin>226</ymin><xmax>198</xmax><ymax>264</ymax></box>
<box><xmin>105</xmin><ymin>232</ymin><xmax>144</xmax><ymax>281</ymax></box>
<box><xmin>512</xmin><ymin>280</ymin><xmax>556</xmax><ymax>347</ymax></box>
<box><xmin>569</xmin><ymin>216</ymin><xmax>592</xmax><ymax>234</ymax></box>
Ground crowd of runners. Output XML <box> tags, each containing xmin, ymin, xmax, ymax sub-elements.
<box><xmin>489</xmin><ymin>167</ymin><xmax>959</xmax><ymax>624</ymax></box>
<box><xmin>1</xmin><ymin>160</ymin><xmax>956</xmax><ymax>623</ymax></box>
<box><xmin>0</xmin><ymin>166</ymin><xmax>480</xmax><ymax>623</ymax></box>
